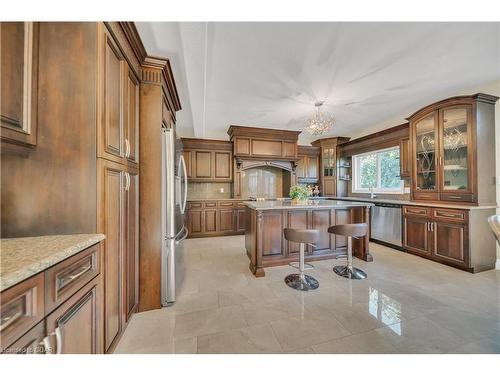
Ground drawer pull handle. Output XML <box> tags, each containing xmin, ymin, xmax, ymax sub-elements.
<box><xmin>56</xmin><ymin>257</ymin><xmax>94</xmax><ymax>291</ymax></box>
<box><xmin>437</xmin><ymin>213</ymin><xmax>461</xmax><ymax>218</ymax></box>
<box><xmin>446</xmin><ymin>196</ymin><xmax>461</xmax><ymax>199</ymax></box>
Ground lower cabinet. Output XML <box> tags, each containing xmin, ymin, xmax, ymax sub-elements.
<box><xmin>403</xmin><ymin>216</ymin><xmax>431</xmax><ymax>256</ymax></box>
<box><xmin>98</xmin><ymin>159</ymin><xmax>139</xmax><ymax>352</ymax></box>
<box><xmin>186</xmin><ymin>201</ymin><xmax>247</xmax><ymax>237</ymax></box>
<box><xmin>403</xmin><ymin>205</ymin><xmax>469</xmax><ymax>269</ymax></box>
<box><xmin>1</xmin><ymin>244</ymin><xmax>104</xmax><ymax>355</ymax></box>
<box><xmin>45</xmin><ymin>277</ymin><xmax>100</xmax><ymax>354</ymax></box>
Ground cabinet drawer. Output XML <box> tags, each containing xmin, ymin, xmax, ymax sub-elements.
<box><xmin>235</xmin><ymin>201</ymin><xmax>247</xmax><ymax>208</ymax></box>
<box><xmin>4</xmin><ymin>321</ymin><xmax>45</xmax><ymax>354</ymax></box>
<box><xmin>413</xmin><ymin>192</ymin><xmax>439</xmax><ymax>201</ymax></box>
<box><xmin>0</xmin><ymin>273</ymin><xmax>45</xmax><ymax>351</ymax></box>
<box><xmin>440</xmin><ymin>193</ymin><xmax>473</xmax><ymax>203</ymax></box>
<box><xmin>432</xmin><ymin>208</ymin><xmax>467</xmax><ymax>223</ymax></box>
<box><xmin>218</xmin><ymin>201</ymin><xmax>234</xmax><ymax>208</ymax></box>
<box><xmin>204</xmin><ymin>202</ymin><xmax>217</xmax><ymax>208</ymax></box>
<box><xmin>44</xmin><ymin>245</ymin><xmax>100</xmax><ymax>314</ymax></box>
<box><xmin>188</xmin><ymin>202</ymin><xmax>202</xmax><ymax>209</ymax></box>
<box><xmin>403</xmin><ymin>206</ymin><xmax>430</xmax><ymax>218</ymax></box>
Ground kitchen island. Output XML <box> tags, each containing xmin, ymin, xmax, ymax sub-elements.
<box><xmin>244</xmin><ymin>200</ymin><xmax>374</xmax><ymax>277</ymax></box>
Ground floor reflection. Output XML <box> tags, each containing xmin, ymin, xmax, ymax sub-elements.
<box><xmin>369</xmin><ymin>287</ymin><xmax>402</xmax><ymax>335</ymax></box>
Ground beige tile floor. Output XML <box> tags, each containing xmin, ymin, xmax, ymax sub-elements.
<box><xmin>114</xmin><ymin>235</ymin><xmax>500</xmax><ymax>354</ymax></box>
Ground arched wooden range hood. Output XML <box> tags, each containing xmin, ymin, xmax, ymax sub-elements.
<box><xmin>227</xmin><ymin>125</ymin><xmax>302</xmax><ymax>197</ymax></box>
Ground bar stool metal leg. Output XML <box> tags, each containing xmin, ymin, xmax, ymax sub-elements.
<box><xmin>285</xmin><ymin>243</ymin><xmax>319</xmax><ymax>291</ymax></box>
<box><xmin>333</xmin><ymin>236</ymin><xmax>367</xmax><ymax>280</ymax></box>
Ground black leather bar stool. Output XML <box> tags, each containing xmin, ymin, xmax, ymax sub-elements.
<box><xmin>283</xmin><ymin>228</ymin><xmax>320</xmax><ymax>291</ymax></box>
<box><xmin>328</xmin><ymin>223</ymin><xmax>368</xmax><ymax>280</ymax></box>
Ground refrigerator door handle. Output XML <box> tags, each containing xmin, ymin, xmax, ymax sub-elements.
<box><xmin>178</xmin><ymin>154</ymin><xmax>188</xmax><ymax>214</ymax></box>
<box><xmin>175</xmin><ymin>224</ymin><xmax>189</xmax><ymax>245</ymax></box>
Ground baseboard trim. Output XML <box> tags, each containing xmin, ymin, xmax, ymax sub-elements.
<box><xmin>496</xmin><ymin>259</ymin><xmax>500</xmax><ymax>270</ymax></box>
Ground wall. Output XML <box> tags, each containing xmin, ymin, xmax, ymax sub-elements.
<box><xmin>1</xmin><ymin>23</ymin><xmax>98</xmax><ymax>238</ymax></box>
<box><xmin>187</xmin><ymin>182</ymin><xmax>232</xmax><ymax>200</ymax></box>
<box><xmin>348</xmin><ymin>79</ymin><xmax>500</xmax><ymax>264</ymax></box>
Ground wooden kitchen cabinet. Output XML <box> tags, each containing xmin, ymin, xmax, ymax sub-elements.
<box><xmin>98</xmin><ymin>159</ymin><xmax>138</xmax><ymax>351</ymax></box>
<box><xmin>125</xmin><ymin>66</ymin><xmax>139</xmax><ymax>167</ymax></box>
<box><xmin>407</xmin><ymin>94</ymin><xmax>498</xmax><ymax>204</ymax></box>
<box><xmin>399</xmin><ymin>137</ymin><xmax>411</xmax><ymax>178</ymax></box>
<box><xmin>5</xmin><ymin>321</ymin><xmax>45</xmax><ymax>354</ymax></box>
<box><xmin>181</xmin><ymin>139</ymin><xmax>233</xmax><ymax>182</ymax></box>
<box><xmin>186</xmin><ymin>200</ymin><xmax>247</xmax><ymax>237</ymax></box>
<box><xmin>403</xmin><ymin>216</ymin><xmax>431</xmax><ymax>256</ymax></box>
<box><xmin>124</xmin><ymin>169</ymin><xmax>139</xmax><ymax>322</ymax></box>
<box><xmin>0</xmin><ymin>22</ymin><xmax>39</xmax><ymax>149</ymax></box>
<box><xmin>98</xmin><ymin>27</ymin><xmax>140</xmax><ymax>168</ymax></box>
<box><xmin>296</xmin><ymin>147</ymin><xmax>320</xmax><ymax>181</ymax></box>
<box><xmin>403</xmin><ymin>205</ymin><xmax>473</xmax><ymax>270</ymax></box>
<box><xmin>45</xmin><ymin>277</ymin><xmax>101</xmax><ymax>354</ymax></box>
<box><xmin>219</xmin><ymin>209</ymin><xmax>235</xmax><ymax>233</ymax></box>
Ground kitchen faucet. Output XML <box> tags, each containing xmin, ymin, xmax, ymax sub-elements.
<box><xmin>369</xmin><ymin>185</ymin><xmax>376</xmax><ymax>199</ymax></box>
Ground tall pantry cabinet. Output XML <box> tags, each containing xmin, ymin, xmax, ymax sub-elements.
<box><xmin>96</xmin><ymin>22</ymin><xmax>141</xmax><ymax>352</ymax></box>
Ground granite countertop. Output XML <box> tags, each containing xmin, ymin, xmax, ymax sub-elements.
<box><xmin>187</xmin><ymin>198</ymin><xmax>249</xmax><ymax>202</ymax></box>
<box><xmin>0</xmin><ymin>233</ymin><xmax>105</xmax><ymax>292</ymax></box>
<box><xmin>244</xmin><ymin>199</ymin><xmax>373</xmax><ymax>211</ymax></box>
<box><xmin>330</xmin><ymin>196</ymin><xmax>497</xmax><ymax>210</ymax></box>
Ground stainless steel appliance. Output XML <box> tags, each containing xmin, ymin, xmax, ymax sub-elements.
<box><xmin>161</xmin><ymin>127</ymin><xmax>188</xmax><ymax>306</ymax></box>
<box><xmin>370</xmin><ymin>203</ymin><xmax>402</xmax><ymax>248</ymax></box>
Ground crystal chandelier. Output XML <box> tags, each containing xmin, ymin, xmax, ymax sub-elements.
<box><xmin>304</xmin><ymin>101</ymin><xmax>334</xmax><ymax>135</ymax></box>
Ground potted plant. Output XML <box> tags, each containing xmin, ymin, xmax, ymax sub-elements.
<box><xmin>289</xmin><ymin>185</ymin><xmax>312</xmax><ymax>204</ymax></box>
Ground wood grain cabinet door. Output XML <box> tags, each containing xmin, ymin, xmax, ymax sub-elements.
<box><xmin>432</xmin><ymin>221</ymin><xmax>469</xmax><ymax>266</ymax></box>
<box><xmin>99</xmin><ymin>30</ymin><xmax>125</xmax><ymax>164</ymax></box>
<box><xmin>194</xmin><ymin>151</ymin><xmax>212</xmax><ymax>178</ymax></box>
<box><xmin>0</xmin><ymin>22</ymin><xmax>39</xmax><ymax>148</ymax></box>
<box><xmin>214</xmin><ymin>151</ymin><xmax>232</xmax><ymax>180</ymax></box>
<box><xmin>296</xmin><ymin>156</ymin><xmax>306</xmax><ymax>179</ymax></box>
<box><xmin>218</xmin><ymin>209</ymin><xmax>235</xmax><ymax>233</ymax></box>
<box><xmin>403</xmin><ymin>216</ymin><xmax>430</xmax><ymax>256</ymax></box>
<box><xmin>187</xmin><ymin>210</ymin><xmax>203</xmax><ymax>235</ymax></box>
<box><xmin>204</xmin><ymin>209</ymin><xmax>218</xmax><ymax>233</ymax></box>
<box><xmin>236</xmin><ymin>209</ymin><xmax>246</xmax><ymax>232</ymax></box>
<box><xmin>399</xmin><ymin>138</ymin><xmax>411</xmax><ymax>178</ymax></box>
<box><xmin>46</xmin><ymin>278</ymin><xmax>101</xmax><ymax>354</ymax></box>
<box><xmin>124</xmin><ymin>67</ymin><xmax>139</xmax><ymax>166</ymax></box>
<box><xmin>307</xmin><ymin>156</ymin><xmax>319</xmax><ymax>179</ymax></box>
<box><xmin>98</xmin><ymin>160</ymin><xmax>125</xmax><ymax>351</ymax></box>
<box><xmin>124</xmin><ymin>169</ymin><xmax>139</xmax><ymax>322</ymax></box>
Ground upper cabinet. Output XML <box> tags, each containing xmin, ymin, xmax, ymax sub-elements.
<box><xmin>98</xmin><ymin>26</ymin><xmax>140</xmax><ymax>168</ymax></box>
<box><xmin>297</xmin><ymin>146</ymin><xmax>320</xmax><ymax>181</ymax></box>
<box><xmin>181</xmin><ymin>138</ymin><xmax>233</xmax><ymax>182</ymax></box>
<box><xmin>407</xmin><ymin>94</ymin><xmax>498</xmax><ymax>205</ymax></box>
<box><xmin>228</xmin><ymin>125</ymin><xmax>301</xmax><ymax>160</ymax></box>
<box><xmin>311</xmin><ymin>137</ymin><xmax>350</xmax><ymax>197</ymax></box>
<box><xmin>1</xmin><ymin>22</ymin><xmax>39</xmax><ymax>150</ymax></box>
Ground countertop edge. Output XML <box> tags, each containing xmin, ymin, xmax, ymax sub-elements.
<box><xmin>243</xmin><ymin>200</ymin><xmax>374</xmax><ymax>210</ymax></box>
<box><xmin>1</xmin><ymin>234</ymin><xmax>106</xmax><ymax>292</ymax></box>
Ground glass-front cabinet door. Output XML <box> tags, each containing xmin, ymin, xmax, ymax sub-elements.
<box><xmin>439</xmin><ymin>106</ymin><xmax>471</xmax><ymax>194</ymax></box>
<box><xmin>413</xmin><ymin>113</ymin><xmax>438</xmax><ymax>193</ymax></box>
<box><xmin>322</xmin><ymin>147</ymin><xmax>336</xmax><ymax>178</ymax></box>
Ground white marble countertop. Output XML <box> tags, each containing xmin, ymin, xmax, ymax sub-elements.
<box><xmin>244</xmin><ymin>199</ymin><xmax>373</xmax><ymax>211</ymax></box>
<box><xmin>0</xmin><ymin>233</ymin><xmax>105</xmax><ymax>292</ymax></box>
<box><xmin>330</xmin><ymin>196</ymin><xmax>497</xmax><ymax>210</ymax></box>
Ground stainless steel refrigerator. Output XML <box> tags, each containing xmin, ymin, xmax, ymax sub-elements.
<box><xmin>161</xmin><ymin>127</ymin><xmax>188</xmax><ymax>306</ymax></box>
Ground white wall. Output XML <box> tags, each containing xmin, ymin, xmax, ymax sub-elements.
<box><xmin>352</xmin><ymin>80</ymin><xmax>500</xmax><ymax>264</ymax></box>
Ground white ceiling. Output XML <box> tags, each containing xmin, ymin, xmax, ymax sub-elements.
<box><xmin>136</xmin><ymin>22</ymin><xmax>500</xmax><ymax>144</ymax></box>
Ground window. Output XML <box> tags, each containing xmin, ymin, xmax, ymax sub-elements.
<box><xmin>352</xmin><ymin>146</ymin><xmax>404</xmax><ymax>194</ymax></box>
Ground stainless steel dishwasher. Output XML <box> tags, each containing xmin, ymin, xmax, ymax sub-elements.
<box><xmin>370</xmin><ymin>203</ymin><xmax>403</xmax><ymax>248</ymax></box>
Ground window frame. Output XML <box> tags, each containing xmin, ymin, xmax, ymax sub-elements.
<box><xmin>352</xmin><ymin>146</ymin><xmax>404</xmax><ymax>194</ymax></box>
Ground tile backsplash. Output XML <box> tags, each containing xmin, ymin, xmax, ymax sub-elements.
<box><xmin>187</xmin><ymin>182</ymin><xmax>232</xmax><ymax>200</ymax></box>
